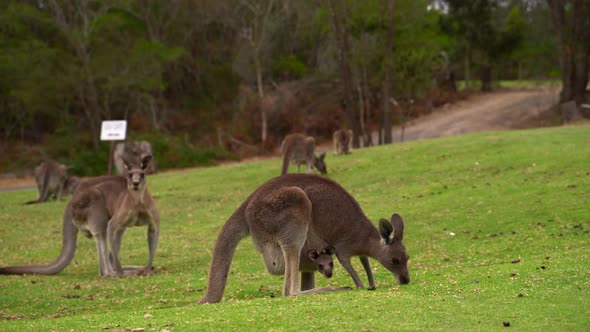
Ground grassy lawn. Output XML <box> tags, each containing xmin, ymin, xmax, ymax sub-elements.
<box><xmin>0</xmin><ymin>124</ymin><xmax>589</xmax><ymax>331</ymax></box>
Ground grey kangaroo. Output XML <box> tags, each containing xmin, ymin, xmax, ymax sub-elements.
<box><xmin>263</xmin><ymin>228</ymin><xmax>337</xmax><ymax>285</ymax></box>
<box><xmin>25</xmin><ymin>160</ymin><xmax>73</xmax><ymax>204</ymax></box>
<box><xmin>332</xmin><ymin>129</ymin><xmax>352</xmax><ymax>155</ymax></box>
<box><xmin>281</xmin><ymin>133</ymin><xmax>327</xmax><ymax>175</ymax></box>
<box><xmin>114</xmin><ymin>141</ymin><xmax>157</xmax><ymax>175</ymax></box>
<box><xmin>198</xmin><ymin>174</ymin><xmax>410</xmax><ymax>304</ymax></box>
<box><xmin>1</xmin><ymin>155</ymin><xmax>160</xmax><ymax>277</ymax></box>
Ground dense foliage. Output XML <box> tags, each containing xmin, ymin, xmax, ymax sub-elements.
<box><xmin>0</xmin><ymin>0</ymin><xmax>565</xmax><ymax>174</ymax></box>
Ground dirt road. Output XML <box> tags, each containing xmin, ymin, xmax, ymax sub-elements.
<box><xmin>389</xmin><ymin>87</ymin><xmax>560</xmax><ymax>142</ymax></box>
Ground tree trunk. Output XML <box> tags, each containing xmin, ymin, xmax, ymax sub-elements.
<box><xmin>546</xmin><ymin>0</ymin><xmax>590</xmax><ymax>104</ymax></box>
<box><xmin>464</xmin><ymin>50</ymin><xmax>471</xmax><ymax>89</ymax></box>
<box><xmin>382</xmin><ymin>0</ymin><xmax>395</xmax><ymax>144</ymax></box>
<box><xmin>254</xmin><ymin>53</ymin><xmax>267</xmax><ymax>143</ymax></box>
<box><xmin>327</xmin><ymin>0</ymin><xmax>361</xmax><ymax>148</ymax></box>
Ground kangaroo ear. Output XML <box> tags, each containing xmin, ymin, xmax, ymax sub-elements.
<box><xmin>141</xmin><ymin>155</ymin><xmax>152</xmax><ymax>170</ymax></box>
<box><xmin>322</xmin><ymin>246</ymin><xmax>335</xmax><ymax>256</ymax></box>
<box><xmin>307</xmin><ymin>249</ymin><xmax>320</xmax><ymax>261</ymax></box>
<box><xmin>319</xmin><ymin>152</ymin><xmax>326</xmax><ymax>160</ymax></box>
<box><xmin>121</xmin><ymin>156</ymin><xmax>132</xmax><ymax>171</ymax></box>
<box><xmin>379</xmin><ymin>218</ymin><xmax>395</xmax><ymax>244</ymax></box>
<box><xmin>390</xmin><ymin>213</ymin><xmax>405</xmax><ymax>241</ymax></box>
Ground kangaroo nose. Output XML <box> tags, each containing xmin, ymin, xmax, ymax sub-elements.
<box><xmin>399</xmin><ymin>275</ymin><xmax>410</xmax><ymax>285</ymax></box>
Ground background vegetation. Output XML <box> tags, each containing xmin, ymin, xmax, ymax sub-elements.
<box><xmin>2</xmin><ymin>0</ymin><xmax>583</xmax><ymax>176</ymax></box>
<box><xmin>0</xmin><ymin>124</ymin><xmax>588</xmax><ymax>330</ymax></box>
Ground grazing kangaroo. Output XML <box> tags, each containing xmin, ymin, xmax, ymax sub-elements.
<box><xmin>1</xmin><ymin>155</ymin><xmax>160</xmax><ymax>277</ymax></box>
<box><xmin>333</xmin><ymin>129</ymin><xmax>352</xmax><ymax>155</ymax></box>
<box><xmin>281</xmin><ymin>133</ymin><xmax>327</xmax><ymax>175</ymax></box>
<box><xmin>25</xmin><ymin>160</ymin><xmax>71</xmax><ymax>204</ymax></box>
<box><xmin>198</xmin><ymin>174</ymin><xmax>409</xmax><ymax>304</ymax></box>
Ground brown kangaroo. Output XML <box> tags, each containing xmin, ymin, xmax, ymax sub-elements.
<box><xmin>304</xmin><ymin>246</ymin><xmax>335</xmax><ymax>279</ymax></box>
<box><xmin>198</xmin><ymin>174</ymin><xmax>410</xmax><ymax>304</ymax></box>
<box><xmin>114</xmin><ymin>141</ymin><xmax>158</xmax><ymax>175</ymax></box>
<box><xmin>262</xmin><ymin>227</ymin><xmax>337</xmax><ymax>287</ymax></box>
<box><xmin>333</xmin><ymin>129</ymin><xmax>352</xmax><ymax>155</ymax></box>
<box><xmin>25</xmin><ymin>160</ymin><xmax>72</xmax><ymax>204</ymax></box>
<box><xmin>1</xmin><ymin>155</ymin><xmax>160</xmax><ymax>277</ymax></box>
<box><xmin>281</xmin><ymin>133</ymin><xmax>327</xmax><ymax>175</ymax></box>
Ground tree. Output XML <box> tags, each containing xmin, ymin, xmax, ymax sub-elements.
<box><xmin>0</xmin><ymin>1</ymin><xmax>65</xmax><ymax>142</ymax></box>
<box><xmin>440</xmin><ymin>0</ymin><xmax>496</xmax><ymax>91</ymax></box>
<box><xmin>326</xmin><ymin>0</ymin><xmax>361</xmax><ymax>148</ymax></box>
<box><xmin>382</xmin><ymin>0</ymin><xmax>395</xmax><ymax>144</ymax></box>
<box><xmin>233</xmin><ymin>0</ymin><xmax>278</xmax><ymax>144</ymax></box>
<box><xmin>546</xmin><ymin>0</ymin><xmax>590</xmax><ymax>105</ymax></box>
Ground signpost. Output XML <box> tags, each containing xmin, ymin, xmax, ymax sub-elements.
<box><xmin>100</xmin><ymin>120</ymin><xmax>127</xmax><ymax>175</ymax></box>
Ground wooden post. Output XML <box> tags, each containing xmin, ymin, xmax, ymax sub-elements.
<box><xmin>108</xmin><ymin>141</ymin><xmax>115</xmax><ymax>175</ymax></box>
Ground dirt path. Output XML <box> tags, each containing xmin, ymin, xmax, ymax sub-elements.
<box><xmin>0</xmin><ymin>88</ymin><xmax>561</xmax><ymax>191</ymax></box>
<box><xmin>388</xmin><ymin>87</ymin><xmax>560</xmax><ymax>142</ymax></box>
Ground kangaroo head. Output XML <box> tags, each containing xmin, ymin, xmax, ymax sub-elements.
<box><xmin>307</xmin><ymin>246</ymin><xmax>335</xmax><ymax>278</ymax></box>
<box><xmin>313</xmin><ymin>152</ymin><xmax>327</xmax><ymax>175</ymax></box>
<box><xmin>122</xmin><ymin>155</ymin><xmax>152</xmax><ymax>191</ymax></box>
<box><xmin>377</xmin><ymin>214</ymin><xmax>410</xmax><ymax>285</ymax></box>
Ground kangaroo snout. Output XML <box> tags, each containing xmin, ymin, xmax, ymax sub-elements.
<box><xmin>398</xmin><ymin>274</ymin><xmax>410</xmax><ymax>285</ymax></box>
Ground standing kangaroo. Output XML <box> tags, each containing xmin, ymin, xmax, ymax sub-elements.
<box><xmin>25</xmin><ymin>160</ymin><xmax>70</xmax><ymax>204</ymax></box>
<box><xmin>281</xmin><ymin>133</ymin><xmax>327</xmax><ymax>175</ymax></box>
<box><xmin>333</xmin><ymin>129</ymin><xmax>352</xmax><ymax>155</ymax></box>
<box><xmin>198</xmin><ymin>174</ymin><xmax>409</xmax><ymax>304</ymax></box>
<box><xmin>1</xmin><ymin>155</ymin><xmax>160</xmax><ymax>277</ymax></box>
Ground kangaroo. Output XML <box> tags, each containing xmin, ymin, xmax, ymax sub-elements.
<box><xmin>263</xmin><ymin>229</ymin><xmax>336</xmax><ymax>287</ymax></box>
<box><xmin>25</xmin><ymin>160</ymin><xmax>70</xmax><ymax>204</ymax></box>
<box><xmin>333</xmin><ymin>129</ymin><xmax>352</xmax><ymax>155</ymax></box>
<box><xmin>281</xmin><ymin>133</ymin><xmax>327</xmax><ymax>175</ymax></box>
<box><xmin>114</xmin><ymin>141</ymin><xmax>157</xmax><ymax>175</ymax></box>
<box><xmin>1</xmin><ymin>155</ymin><xmax>160</xmax><ymax>277</ymax></box>
<box><xmin>304</xmin><ymin>246</ymin><xmax>335</xmax><ymax>279</ymax></box>
<box><xmin>64</xmin><ymin>175</ymin><xmax>81</xmax><ymax>195</ymax></box>
<box><xmin>198</xmin><ymin>174</ymin><xmax>410</xmax><ymax>304</ymax></box>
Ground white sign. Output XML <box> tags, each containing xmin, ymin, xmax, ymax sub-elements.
<box><xmin>100</xmin><ymin>120</ymin><xmax>127</xmax><ymax>141</ymax></box>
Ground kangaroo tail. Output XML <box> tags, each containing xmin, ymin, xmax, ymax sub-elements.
<box><xmin>0</xmin><ymin>202</ymin><xmax>78</xmax><ymax>275</ymax></box>
<box><xmin>198</xmin><ymin>204</ymin><xmax>250</xmax><ymax>304</ymax></box>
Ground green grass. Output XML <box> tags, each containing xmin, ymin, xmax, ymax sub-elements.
<box><xmin>1</xmin><ymin>124</ymin><xmax>589</xmax><ymax>331</ymax></box>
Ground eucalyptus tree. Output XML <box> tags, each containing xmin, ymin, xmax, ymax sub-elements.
<box><xmin>546</xmin><ymin>0</ymin><xmax>590</xmax><ymax>105</ymax></box>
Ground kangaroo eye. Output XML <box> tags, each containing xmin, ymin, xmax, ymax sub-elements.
<box><xmin>392</xmin><ymin>258</ymin><xmax>401</xmax><ymax>265</ymax></box>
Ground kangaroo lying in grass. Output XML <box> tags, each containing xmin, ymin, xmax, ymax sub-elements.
<box><xmin>1</xmin><ymin>155</ymin><xmax>160</xmax><ymax>277</ymax></box>
<box><xmin>281</xmin><ymin>133</ymin><xmax>327</xmax><ymax>175</ymax></box>
<box><xmin>199</xmin><ymin>174</ymin><xmax>410</xmax><ymax>304</ymax></box>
